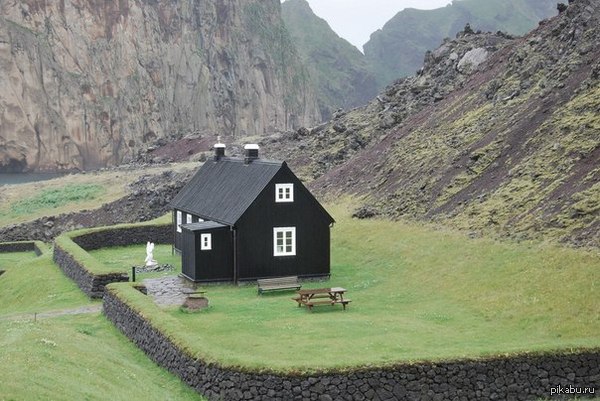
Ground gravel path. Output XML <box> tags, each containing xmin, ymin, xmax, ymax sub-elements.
<box><xmin>0</xmin><ymin>304</ymin><xmax>102</xmax><ymax>322</ymax></box>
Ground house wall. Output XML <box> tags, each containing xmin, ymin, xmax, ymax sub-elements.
<box><xmin>174</xmin><ymin>210</ymin><xmax>203</xmax><ymax>251</ymax></box>
<box><xmin>181</xmin><ymin>226</ymin><xmax>233</xmax><ymax>282</ymax></box>
<box><xmin>235</xmin><ymin>167</ymin><xmax>331</xmax><ymax>280</ymax></box>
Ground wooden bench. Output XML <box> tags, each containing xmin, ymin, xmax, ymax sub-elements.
<box><xmin>257</xmin><ymin>276</ymin><xmax>301</xmax><ymax>295</ymax></box>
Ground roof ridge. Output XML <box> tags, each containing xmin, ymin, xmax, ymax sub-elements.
<box><xmin>215</xmin><ymin>157</ymin><xmax>283</xmax><ymax>166</ymax></box>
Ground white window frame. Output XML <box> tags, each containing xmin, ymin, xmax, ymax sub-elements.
<box><xmin>275</xmin><ymin>183</ymin><xmax>294</xmax><ymax>203</ymax></box>
<box><xmin>201</xmin><ymin>234</ymin><xmax>212</xmax><ymax>250</ymax></box>
<box><xmin>198</xmin><ymin>217</ymin><xmax>204</xmax><ymax>223</ymax></box>
<box><xmin>176</xmin><ymin>211</ymin><xmax>182</xmax><ymax>233</ymax></box>
<box><xmin>273</xmin><ymin>227</ymin><xmax>296</xmax><ymax>256</ymax></box>
<box><xmin>186</xmin><ymin>214</ymin><xmax>193</xmax><ymax>224</ymax></box>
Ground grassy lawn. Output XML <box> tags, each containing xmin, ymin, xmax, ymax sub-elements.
<box><xmin>89</xmin><ymin>244</ymin><xmax>182</xmax><ymax>278</ymax></box>
<box><xmin>0</xmin><ymin>250</ymin><xmax>203</xmax><ymax>401</ymax></box>
<box><xmin>115</xmin><ymin>201</ymin><xmax>600</xmax><ymax>373</ymax></box>
<box><xmin>0</xmin><ymin>253</ymin><xmax>91</xmax><ymax>316</ymax></box>
<box><xmin>0</xmin><ymin>251</ymin><xmax>39</xmax><ymax>270</ymax></box>
<box><xmin>0</xmin><ymin>163</ymin><xmax>196</xmax><ymax>227</ymax></box>
<box><xmin>0</xmin><ymin>315</ymin><xmax>202</xmax><ymax>401</ymax></box>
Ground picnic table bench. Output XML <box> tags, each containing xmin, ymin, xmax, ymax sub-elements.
<box><xmin>182</xmin><ymin>288</ymin><xmax>207</xmax><ymax>298</ymax></box>
<box><xmin>257</xmin><ymin>276</ymin><xmax>301</xmax><ymax>295</ymax></box>
<box><xmin>293</xmin><ymin>287</ymin><xmax>351</xmax><ymax>311</ymax></box>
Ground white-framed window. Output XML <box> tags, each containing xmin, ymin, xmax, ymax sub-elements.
<box><xmin>176</xmin><ymin>210</ymin><xmax>182</xmax><ymax>233</ymax></box>
<box><xmin>275</xmin><ymin>183</ymin><xmax>294</xmax><ymax>203</ymax></box>
<box><xmin>198</xmin><ymin>218</ymin><xmax>204</xmax><ymax>223</ymax></box>
<box><xmin>201</xmin><ymin>234</ymin><xmax>212</xmax><ymax>250</ymax></box>
<box><xmin>186</xmin><ymin>214</ymin><xmax>193</xmax><ymax>224</ymax></box>
<box><xmin>273</xmin><ymin>227</ymin><xmax>296</xmax><ymax>256</ymax></box>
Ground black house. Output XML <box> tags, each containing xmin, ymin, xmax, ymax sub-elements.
<box><xmin>170</xmin><ymin>144</ymin><xmax>334</xmax><ymax>283</ymax></box>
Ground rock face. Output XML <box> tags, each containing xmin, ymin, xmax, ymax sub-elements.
<box><xmin>0</xmin><ymin>0</ymin><xmax>320</xmax><ymax>172</ymax></box>
<box><xmin>281</xmin><ymin>0</ymin><xmax>378</xmax><ymax>120</ymax></box>
<box><xmin>268</xmin><ymin>28</ymin><xmax>513</xmax><ymax>181</ymax></box>
<box><xmin>272</xmin><ymin>0</ymin><xmax>600</xmax><ymax>247</ymax></box>
<box><xmin>364</xmin><ymin>0</ymin><xmax>557</xmax><ymax>88</ymax></box>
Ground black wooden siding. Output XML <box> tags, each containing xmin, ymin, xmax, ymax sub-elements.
<box><xmin>171</xmin><ymin>158</ymin><xmax>333</xmax><ymax>282</ymax></box>
<box><xmin>181</xmin><ymin>223</ymin><xmax>233</xmax><ymax>282</ymax></box>
<box><xmin>234</xmin><ymin>167</ymin><xmax>331</xmax><ymax>280</ymax></box>
<box><xmin>173</xmin><ymin>210</ymin><xmax>204</xmax><ymax>252</ymax></box>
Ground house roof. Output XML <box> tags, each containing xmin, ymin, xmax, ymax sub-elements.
<box><xmin>170</xmin><ymin>158</ymin><xmax>284</xmax><ymax>225</ymax></box>
<box><xmin>181</xmin><ymin>221</ymin><xmax>227</xmax><ymax>232</ymax></box>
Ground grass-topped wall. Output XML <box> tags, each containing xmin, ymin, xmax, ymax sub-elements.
<box><xmin>0</xmin><ymin>240</ymin><xmax>49</xmax><ymax>256</ymax></box>
<box><xmin>103</xmin><ymin>283</ymin><xmax>599</xmax><ymax>401</ymax></box>
<box><xmin>53</xmin><ymin>221</ymin><xmax>172</xmax><ymax>298</ymax></box>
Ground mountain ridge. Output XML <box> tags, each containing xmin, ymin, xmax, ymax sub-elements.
<box><xmin>281</xmin><ymin>0</ymin><xmax>378</xmax><ymax>121</ymax></box>
<box><xmin>364</xmin><ymin>0</ymin><xmax>557</xmax><ymax>88</ymax></box>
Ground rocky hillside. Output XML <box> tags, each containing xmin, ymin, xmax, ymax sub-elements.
<box><xmin>271</xmin><ymin>0</ymin><xmax>600</xmax><ymax>248</ymax></box>
<box><xmin>266</xmin><ymin>28</ymin><xmax>514</xmax><ymax>180</ymax></box>
<box><xmin>364</xmin><ymin>0</ymin><xmax>557</xmax><ymax>88</ymax></box>
<box><xmin>281</xmin><ymin>0</ymin><xmax>377</xmax><ymax>120</ymax></box>
<box><xmin>0</xmin><ymin>0</ymin><xmax>319</xmax><ymax>172</ymax></box>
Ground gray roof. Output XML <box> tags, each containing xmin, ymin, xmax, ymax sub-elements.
<box><xmin>170</xmin><ymin>158</ymin><xmax>283</xmax><ymax>225</ymax></box>
<box><xmin>181</xmin><ymin>221</ymin><xmax>227</xmax><ymax>232</ymax></box>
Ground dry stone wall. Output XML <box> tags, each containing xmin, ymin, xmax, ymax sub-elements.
<box><xmin>71</xmin><ymin>224</ymin><xmax>172</xmax><ymax>251</ymax></box>
<box><xmin>0</xmin><ymin>240</ymin><xmax>45</xmax><ymax>255</ymax></box>
<box><xmin>53</xmin><ymin>224</ymin><xmax>171</xmax><ymax>298</ymax></box>
<box><xmin>53</xmin><ymin>244</ymin><xmax>127</xmax><ymax>298</ymax></box>
<box><xmin>103</xmin><ymin>287</ymin><xmax>599</xmax><ymax>401</ymax></box>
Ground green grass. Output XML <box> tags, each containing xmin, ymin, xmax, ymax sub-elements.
<box><xmin>2</xmin><ymin>197</ymin><xmax>598</xmax><ymax>395</ymax></box>
<box><xmin>0</xmin><ymin>253</ymin><xmax>90</xmax><ymax>316</ymax></box>
<box><xmin>111</xmin><ymin>201</ymin><xmax>599</xmax><ymax>373</ymax></box>
<box><xmin>89</xmin><ymin>244</ymin><xmax>182</xmax><ymax>279</ymax></box>
<box><xmin>0</xmin><ymin>250</ymin><xmax>204</xmax><ymax>400</ymax></box>
<box><xmin>0</xmin><ymin>315</ymin><xmax>202</xmax><ymax>401</ymax></box>
<box><xmin>0</xmin><ymin>162</ymin><xmax>196</xmax><ymax>227</ymax></box>
<box><xmin>10</xmin><ymin>184</ymin><xmax>104</xmax><ymax>215</ymax></box>
<box><xmin>54</xmin><ymin>220</ymin><xmax>172</xmax><ymax>275</ymax></box>
<box><xmin>0</xmin><ymin>251</ymin><xmax>38</xmax><ymax>270</ymax></box>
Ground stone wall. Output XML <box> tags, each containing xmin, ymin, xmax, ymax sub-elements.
<box><xmin>71</xmin><ymin>224</ymin><xmax>172</xmax><ymax>250</ymax></box>
<box><xmin>53</xmin><ymin>244</ymin><xmax>128</xmax><ymax>298</ymax></box>
<box><xmin>0</xmin><ymin>240</ymin><xmax>45</xmax><ymax>255</ymax></box>
<box><xmin>103</xmin><ymin>287</ymin><xmax>600</xmax><ymax>401</ymax></box>
<box><xmin>53</xmin><ymin>223</ymin><xmax>171</xmax><ymax>298</ymax></box>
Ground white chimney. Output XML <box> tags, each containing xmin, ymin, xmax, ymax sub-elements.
<box><xmin>214</xmin><ymin>143</ymin><xmax>226</xmax><ymax>161</ymax></box>
<box><xmin>244</xmin><ymin>144</ymin><xmax>259</xmax><ymax>164</ymax></box>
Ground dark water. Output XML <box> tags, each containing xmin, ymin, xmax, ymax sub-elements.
<box><xmin>0</xmin><ymin>173</ymin><xmax>66</xmax><ymax>185</ymax></box>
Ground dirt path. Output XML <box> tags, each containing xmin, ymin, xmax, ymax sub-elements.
<box><xmin>0</xmin><ymin>304</ymin><xmax>102</xmax><ymax>322</ymax></box>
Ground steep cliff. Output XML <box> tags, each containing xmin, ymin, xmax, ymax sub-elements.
<box><xmin>271</xmin><ymin>0</ymin><xmax>600</xmax><ymax>247</ymax></box>
<box><xmin>364</xmin><ymin>0</ymin><xmax>557</xmax><ymax>88</ymax></box>
<box><xmin>0</xmin><ymin>0</ymin><xmax>320</xmax><ymax>172</ymax></box>
<box><xmin>281</xmin><ymin>0</ymin><xmax>377</xmax><ymax>120</ymax></box>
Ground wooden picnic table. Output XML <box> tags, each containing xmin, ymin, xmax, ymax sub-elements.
<box><xmin>293</xmin><ymin>287</ymin><xmax>351</xmax><ymax>311</ymax></box>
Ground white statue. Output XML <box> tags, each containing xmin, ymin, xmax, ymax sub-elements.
<box><xmin>145</xmin><ymin>241</ymin><xmax>158</xmax><ymax>267</ymax></box>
